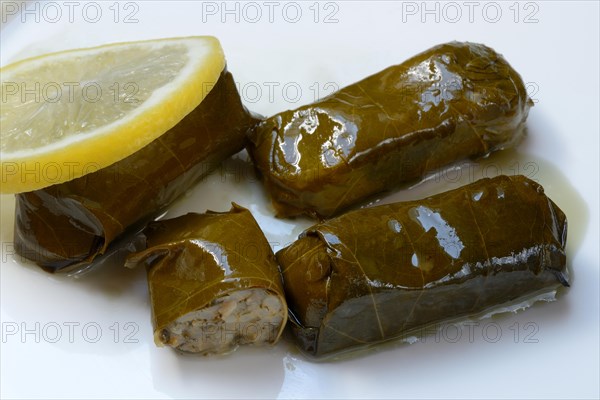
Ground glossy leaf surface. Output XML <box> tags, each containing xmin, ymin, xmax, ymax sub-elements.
<box><xmin>277</xmin><ymin>175</ymin><xmax>568</xmax><ymax>358</ymax></box>
<box><xmin>126</xmin><ymin>204</ymin><xmax>287</xmax><ymax>345</ymax></box>
<box><xmin>248</xmin><ymin>42</ymin><xmax>533</xmax><ymax>218</ymax></box>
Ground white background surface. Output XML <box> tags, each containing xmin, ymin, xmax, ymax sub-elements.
<box><xmin>1</xmin><ymin>1</ymin><xmax>599</xmax><ymax>399</ymax></box>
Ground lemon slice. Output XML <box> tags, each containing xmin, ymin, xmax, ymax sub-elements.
<box><xmin>0</xmin><ymin>36</ymin><xmax>225</xmax><ymax>194</ymax></box>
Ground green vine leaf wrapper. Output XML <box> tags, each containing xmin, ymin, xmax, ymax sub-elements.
<box><xmin>14</xmin><ymin>70</ymin><xmax>259</xmax><ymax>273</ymax></box>
<box><xmin>277</xmin><ymin>175</ymin><xmax>568</xmax><ymax>359</ymax></box>
<box><xmin>126</xmin><ymin>204</ymin><xmax>288</xmax><ymax>355</ymax></box>
<box><xmin>248</xmin><ymin>42</ymin><xmax>533</xmax><ymax>218</ymax></box>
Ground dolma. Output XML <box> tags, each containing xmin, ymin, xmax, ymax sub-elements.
<box><xmin>277</xmin><ymin>175</ymin><xmax>568</xmax><ymax>358</ymax></box>
<box><xmin>14</xmin><ymin>70</ymin><xmax>259</xmax><ymax>273</ymax></box>
<box><xmin>248</xmin><ymin>42</ymin><xmax>533</xmax><ymax>218</ymax></box>
<box><xmin>125</xmin><ymin>204</ymin><xmax>287</xmax><ymax>355</ymax></box>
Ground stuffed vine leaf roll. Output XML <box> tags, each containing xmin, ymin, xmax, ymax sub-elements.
<box><xmin>125</xmin><ymin>204</ymin><xmax>287</xmax><ymax>355</ymax></box>
<box><xmin>14</xmin><ymin>70</ymin><xmax>259</xmax><ymax>273</ymax></box>
<box><xmin>248</xmin><ymin>42</ymin><xmax>533</xmax><ymax>218</ymax></box>
<box><xmin>277</xmin><ymin>175</ymin><xmax>568</xmax><ymax>358</ymax></box>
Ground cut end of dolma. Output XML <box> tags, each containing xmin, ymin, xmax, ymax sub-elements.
<box><xmin>126</xmin><ymin>204</ymin><xmax>288</xmax><ymax>356</ymax></box>
<box><xmin>14</xmin><ymin>69</ymin><xmax>259</xmax><ymax>273</ymax></box>
<box><xmin>277</xmin><ymin>175</ymin><xmax>568</xmax><ymax>358</ymax></box>
<box><xmin>248</xmin><ymin>42</ymin><xmax>533</xmax><ymax>218</ymax></box>
<box><xmin>156</xmin><ymin>288</ymin><xmax>285</xmax><ymax>355</ymax></box>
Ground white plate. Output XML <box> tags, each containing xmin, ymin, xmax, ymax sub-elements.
<box><xmin>1</xmin><ymin>2</ymin><xmax>598</xmax><ymax>399</ymax></box>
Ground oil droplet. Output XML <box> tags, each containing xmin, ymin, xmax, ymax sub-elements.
<box><xmin>496</xmin><ymin>187</ymin><xmax>505</xmax><ymax>199</ymax></box>
<box><xmin>388</xmin><ymin>219</ymin><xmax>402</xmax><ymax>233</ymax></box>
<box><xmin>410</xmin><ymin>252</ymin><xmax>434</xmax><ymax>272</ymax></box>
<box><xmin>411</xmin><ymin>253</ymin><xmax>418</xmax><ymax>267</ymax></box>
